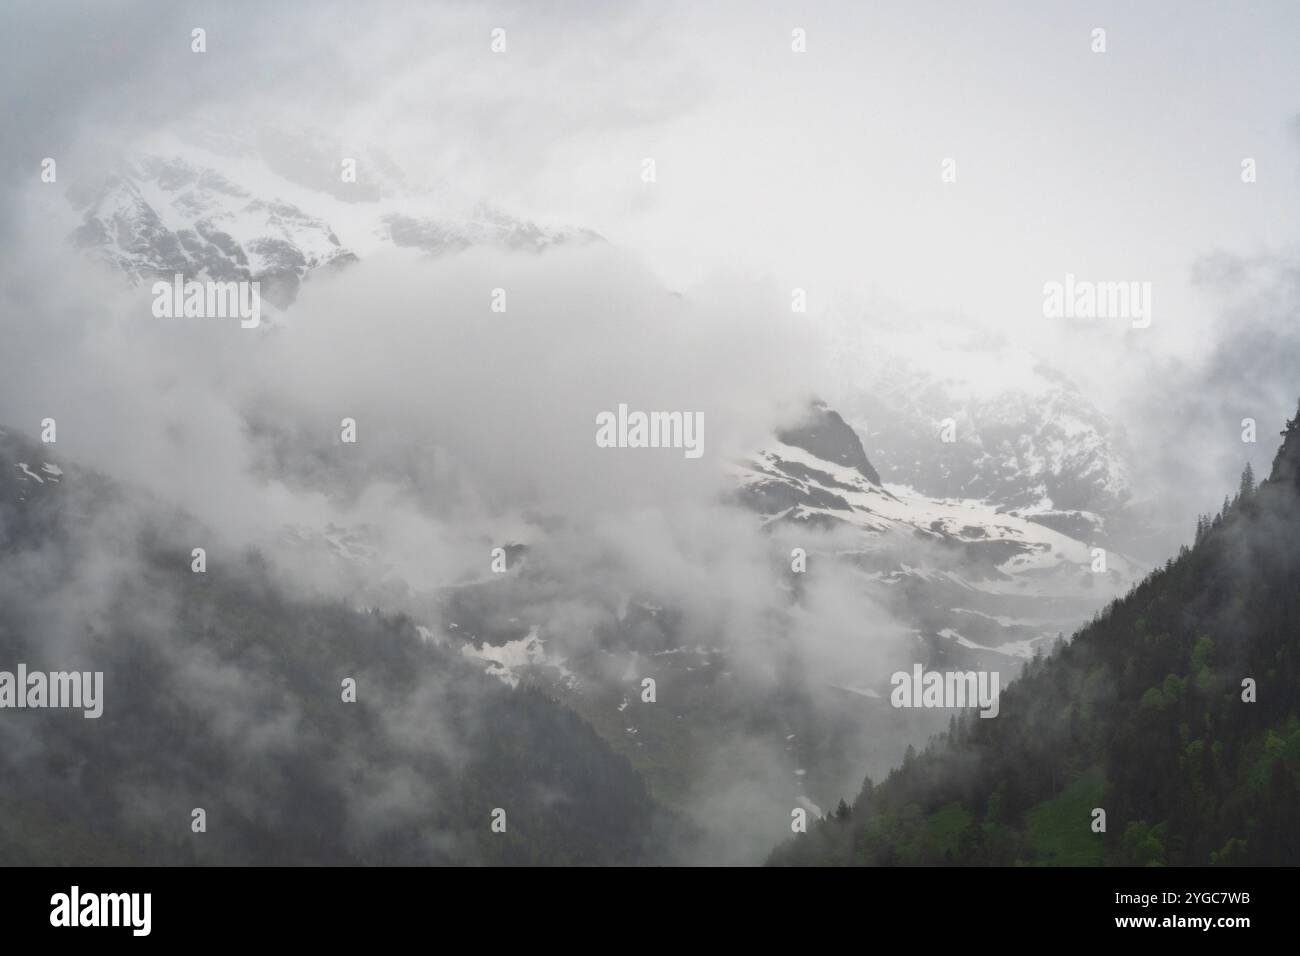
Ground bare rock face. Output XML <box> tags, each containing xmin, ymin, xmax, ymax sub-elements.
<box><xmin>775</xmin><ymin>401</ymin><xmax>882</xmax><ymax>486</ymax></box>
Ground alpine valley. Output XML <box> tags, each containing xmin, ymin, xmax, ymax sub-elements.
<box><xmin>0</xmin><ymin>123</ymin><xmax>1166</xmax><ymax>865</ymax></box>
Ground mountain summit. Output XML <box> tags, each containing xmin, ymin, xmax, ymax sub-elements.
<box><xmin>776</xmin><ymin>401</ymin><xmax>883</xmax><ymax>485</ymax></box>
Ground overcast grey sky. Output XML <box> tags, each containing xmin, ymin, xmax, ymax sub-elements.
<box><xmin>8</xmin><ymin>1</ymin><xmax>1299</xmax><ymax>362</ymax></box>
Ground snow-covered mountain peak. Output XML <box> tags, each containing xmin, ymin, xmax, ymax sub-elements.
<box><xmin>737</xmin><ymin>401</ymin><xmax>1143</xmax><ymax>662</ymax></box>
<box><xmin>64</xmin><ymin>125</ymin><xmax>601</xmax><ymax>307</ymax></box>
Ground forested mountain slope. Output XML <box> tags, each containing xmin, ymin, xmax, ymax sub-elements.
<box><xmin>0</xmin><ymin>426</ymin><xmax>673</xmax><ymax>865</ymax></box>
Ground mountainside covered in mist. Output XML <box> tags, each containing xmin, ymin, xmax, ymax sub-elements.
<box><xmin>38</xmin><ymin>134</ymin><xmax>1153</xmax><ymax>864</ymax></box>
<box><xmin>824</xmin><ymin>321</ymin><xmax>1145</xmax><ymax>555</ymax></box>
<box><xmin>737</xmin><ymin>400</ymin><xmax>1141</xmax><ymax>666</ymax></box>
<box><xmin>769</xmin><ymin>408</ymin><xmax>1300</xmax><ymax>866</ymax></box>
<box><xmin>0</xmin><ymin>426</ymin><xmax>676</xmax><ymax>865</ymax></box>
<box><xmin>399</xmin><ymin>400</ymin><xmax>1141</xmax><ymax>860</ymax></box>
<box><xmin>63</xmin><ymin>130</ymin><xmax>1139</xmax><ymax>573</ymax></box>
